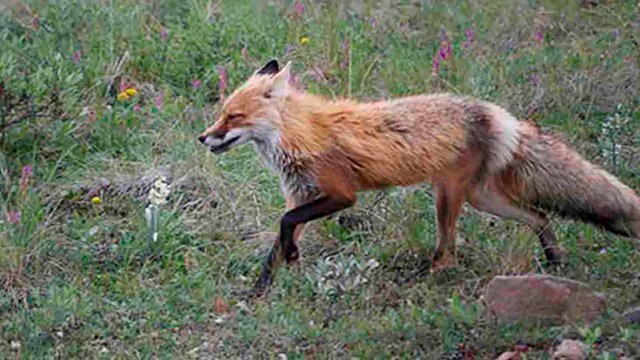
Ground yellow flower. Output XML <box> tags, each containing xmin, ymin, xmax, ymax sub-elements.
<box><xmin>117</xmin><ymin>92</ymin><xmax>129</xmax><ymax>101</ymax></box>
<box><xmin>117</xmin><ymin>88</ymin><xmax>137</xmax><ymax>101</ymax></box>
<box><xmin>299</xmin><ymin>36</ymin><xmax>310</xmax><ymax>46</ymax></box>
<box><xmin>91</xmin><ymin>196</ymin><xmax>102</xmax><ymax>205</ymax></box>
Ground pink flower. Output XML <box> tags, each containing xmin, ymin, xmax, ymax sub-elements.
<box><xmin>294</xmin><ymin>0</ymin><xmax>305</xmax><ymax>16</ymax></box>
<box><xmin>160</xmin><ymin>27</ymin><xmax>168</xmax><ymax>42</ymax></box>
<box><xmin>534</xmin><ymin>30</ymin><xmax>544</xmax><ymax>44</ymax></box>
<box><xmin>191</xmin><ymin>78</ymin><xmax>202</xmax><ymax>90</ymax></box>
<box><xmin>20</xmin><ymin>165</ymin><xmax>33</xmax><ymax>192</ymax></box>
<box><xmin>8</xmin><ymin>210</ymin><xmax>21</xmax><ymax>224</ymax></box>
<box><xmin>133</xmin><ymin>104</ymin><xmax>141</xmax><ymax>113</ymax></box>
<box><xmin>463</xmin><ymin>28</ymin><xmax>475</xmax><ymax>50</ymax></box>
<box><xmin>73</xmin><ymin>50</ymin><xmax>81</xmax><ymax>64</ymax></box>
<box><xmin>438</xmin><ymin>29</ymin><xmax>452</xmax><ymax>60</ymax></box>
<box><xmin>217</xmin><ymin>65</ymin><xmax>228</xmax><ymax>100</ymax></box>
<box><xmin>154</xmin><ymin>91</ymin><xmax>164</xmax><ymax>109</ymax></box>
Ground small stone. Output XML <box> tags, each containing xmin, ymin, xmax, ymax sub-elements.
<box><xmin>623</xmin><ymin>307</ymin><xmax>640</xmax><ymax>323</ymax></box>
<box><xmin>484</xmin><ymin>275</ymin><xmax>606</xmax><ymax>324</ymax></box>
<box><xmin>552</xmin><ymin>340</ymin><xmax>587</xmax><ymax>360</ymax></box>
<box><xmin>496</xmin><ymin>351</ymin><xmax>520</xmax><ymax>360</ymax></box>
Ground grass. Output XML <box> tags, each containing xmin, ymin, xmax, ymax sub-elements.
<box><xmin>1</xmin><ymin>0</ymin><xmax>639</xmax><ymax>358</ymax></box>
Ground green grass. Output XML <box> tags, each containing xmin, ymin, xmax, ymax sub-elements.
<box><xmin>1</xmin><ymin>0</ymin><xmax>639</xmax><ymax>358</ymax></box>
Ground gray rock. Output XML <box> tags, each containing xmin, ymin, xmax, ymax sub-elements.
<box><xmin>623</xmin><ymin>307</ymin><xmax>640</xmax><ymax>324</ymax></box>
<box><xmin>552</xmin><ymin>339</ymin><xmax>587</xmax><ymax>360</ymax></box>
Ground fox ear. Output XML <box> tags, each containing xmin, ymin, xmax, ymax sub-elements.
<box><xmin>267</xmin><ymin>61</ymin><xmax>291</xmax><ymax>98</ymax></box>
<box><xmin>256</xmin><ymin>59</ymin><xmax>279</xmax><ymax>76</ymax></box>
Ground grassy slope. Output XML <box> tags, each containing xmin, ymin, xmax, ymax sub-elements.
<box><xmin>0</xmin><ymin>0</ymin><xmax>639</xmax><ymax>358</ymax></box>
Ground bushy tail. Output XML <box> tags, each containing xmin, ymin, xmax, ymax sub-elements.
<box><xmin>511</xmin><ymin>126</ymin><xmax>640</xmax><ymax>238</ymax></box>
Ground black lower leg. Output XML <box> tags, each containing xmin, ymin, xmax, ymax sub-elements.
<box><xmin>252</xmin><ymin>245</ymin><xmax>280</xmax><ymax>296</ymax></box>
<box><xmin>280</xmin><ymin>195</ymin><xmax>354</xmax><ymax>263</ymax></box>
<box><xmin>537</xmin><ymin>226</ymin><xmax>565</xmax><ymax>266</ymax></box>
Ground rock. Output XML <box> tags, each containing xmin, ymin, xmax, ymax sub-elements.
<box><xmin>552</xmin><ymin>340</ymin><xmax>587</xmax><ymax>360</ymax></box>
<box><xmin>623</xmin><ymin>307</ymin><xmax>640</xmax><ymax>323</ymax></box>
<box><xmin>496</xmin><ymin>351</ymin><xmax>520</xmax><ymax>360</ymax></box>
<box><xmin>484</xmin><ymin>274</ymin><xmax>606</xmax><ymax>324</ymax></box>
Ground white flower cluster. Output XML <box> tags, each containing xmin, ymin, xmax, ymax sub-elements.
<box><xmin>145</xmin><ymin>176</ymin><xmax>172</xmax><ymax>242</ymax></box>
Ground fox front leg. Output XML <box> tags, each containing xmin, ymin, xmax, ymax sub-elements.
<box><xmin>279</xmin><ymin>195</ymin><xmax>355</xmax><ymax>263</ymax></box>
<box><xmin>251</xmin><ymin>194</ymin><xmax>355</xmax><ymax>296</ymax></box>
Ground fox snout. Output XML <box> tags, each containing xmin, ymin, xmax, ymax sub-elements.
<box><xmin>198</xmin><ymin>126</ymin><xmax>249</xmax><ymax>154</ymax></box>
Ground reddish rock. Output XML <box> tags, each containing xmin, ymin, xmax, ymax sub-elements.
<box><xmin>495</xmin><ymin>351</ymin><xmax>520</xmax><ymax>360</ymax></box>
<box><xmin>484</xmin><ymin>275</ymin><xmax>606</xmax><ymax>324</ymax></box>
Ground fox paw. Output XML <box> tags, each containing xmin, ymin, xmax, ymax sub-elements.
<box><xmin>284</xmin><ymin>245</ymin><xmax>300</xmax><ymax>264</ymax></box>
<box><xmin>545</xmin><ymin>247</ymin><xmax>568</xmax><ymax>267</ymax></box>
<box><xmin>430</xmin><ymin>252</ymin><xmax>456</xmax><ymax>273</ymax></box>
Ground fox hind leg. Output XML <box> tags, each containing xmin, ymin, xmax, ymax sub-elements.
<box><xmin>467</xmin><ymin>185</ymin><xmax>566</xmax><ymax>266</ymax></box>
<box><xmin>432</xmin><ymin>182</ymin><xmax>467</xmax><ymax>271</ymax></box>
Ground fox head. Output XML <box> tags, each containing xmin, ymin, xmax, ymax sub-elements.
<box><xmin>198</xmin><ymin>59</ymin><xmax>292</xmax><ymax>154</ymax></box>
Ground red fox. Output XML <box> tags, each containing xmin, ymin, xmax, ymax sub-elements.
<box><xmin>198</xmin><ymin>60</ymin><xmax>640</xmax><ymax>293</ymax></box>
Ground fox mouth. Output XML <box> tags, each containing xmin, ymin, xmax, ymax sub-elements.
<box><xmin>209</xmin><ymin>135</ymin><xmax>241</xmax><ymax>154</ymax></box>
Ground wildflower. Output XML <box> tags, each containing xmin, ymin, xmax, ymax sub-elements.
<box><xmin>91</xmin><ymin>196</ymin><xmax>102</xmax><ymax>205</ymax></box>
<box><xmin>73</xmin><ymin>50</ymin><xmax>81</xmax><ymax>64</ymax></box>
<box><xmin>534</xmin><ymin>30</ymin><xmax>544</xmax><ymax>44</ymax></box>
<box><xmin>117</xmin><ymin>87</ymin><xmax>137</xmax><ymax>101</ymax></box>
<box><xmin>299</xmin><ymin>36</ymin><xmax>310</xmax><ymax>46</ymax></box>
<box><xmin>147</xmin><ymin>176</ymin><xmax>171</xmax><ymax>206</ymax></box>
<box><xmin>32</xmin><ymin>13</ymin><xmax>39</xmax><ymax>31</ymax></box>
<box><xmin>154</xmin><ymin>91</ymin><xmax>164</xmax><ymax>109</ymax></box>
<box><xmin>20</xmin><ymin>165</ymin><xmax>33</xmax><ymax>193</ymax></box>
<box><xmin>438</xmin><ymin>29</ymin><xmax>452</xmax><ymax>60</ymax></box>
<box><xmin>294</xmin><ymin>0</ymin><xmax>305</xmax><ymax>16</ymax></box>
<box><xmin>8</xmin><ymin>210</ymin><xmax>21</xmax><ymax>224</ymax></box>
<box><xmin>217</xmin><ymin>65</ymin><xmax>228</xmax><ymax>100</ymax></box>
<box><xmin>529</xmin><ymin>73</ymin><xmax>540</xmax><ymax>86</ymax></box>
<box><xmin>133</xmin><ymin>104</ymin><xmax>141</xmax><ymax>113</ymax></box>
<box><xmin>145</xmin><ymin>176</ymin><xmax>172</xmax><ymax>242</ymax></box>
<box><xmin>599</xmin><ymin>248</ymin><xmax>607</xmax><ymax>255</ymax></box>
<box><xmin>160</xmin><ymin>27</ymin><xmax>168</xmax><ymax>42</ymax></box>
<box><xmin>191</xmin><ymin>78</ymin><xmax>202</xmax><ymax>90</ymax></box>
<box><xmin>462</xmin><ymin>27</ymin><xmax>475</xmax><ymax>50</ymax></box>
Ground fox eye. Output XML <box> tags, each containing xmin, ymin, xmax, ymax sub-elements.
<box><xmin>226</xmin><ymin>113</ymin><xmax>245</xmax><ymax>121</ymax></box>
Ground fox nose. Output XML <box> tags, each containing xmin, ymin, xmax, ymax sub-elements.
<box><xmin>198</xmin><ymin>135</ymin><xmax>207</xmax><ymax>144</ymax></box>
